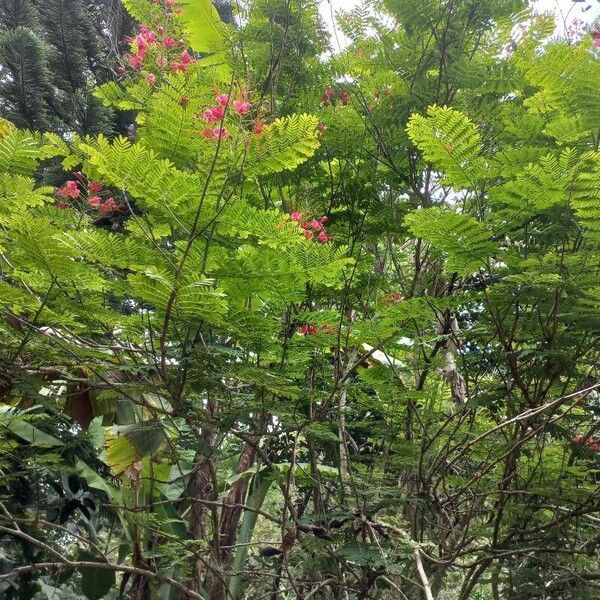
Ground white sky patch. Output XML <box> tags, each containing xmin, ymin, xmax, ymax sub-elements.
<box><xmin>320</xmin><ymin>0</ymin><xmax>600</xmax><ymax>49</ymax></box>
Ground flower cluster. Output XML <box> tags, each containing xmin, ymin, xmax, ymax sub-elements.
<box><xmin>123</xmin><ymin>24</ymin><xmax>195</xmax><ymax>76</ymax></box>
<box><xmin>290</xmin><ymin>212</ymin><xmax>330</xmax><ymax>243</ymax></box>
<box><xmin>55</xmin><ymin>175</ymin><xmax>124</xmax><ymax>215</ymax></box>
<box><xmin>573</xmin><ymin>435</ymin><xmax>600</xmax><ymax>452</ymax></box>
<box><xmin>383</xmin><ymin>291</ymin><xmax>404</xmax><ymax>305</ymax></box>
<box><xmin>298</xmin><ymin>323</ymin><xmax>332</xmax><ymax>336</ymax></box>
<box><xmin>321</xmin><ymin>87</ymin><xmax>350</xmax><ymax>106</ymax></box>
<box><xmin>199</xmin><ymin>94</ymin><xmax>256</xmax><ymax>140</ymax></box>
<box><xmin>56</xmin><ymin>180</ymin><xmax>80</xmax><ymax>199</ymax></box>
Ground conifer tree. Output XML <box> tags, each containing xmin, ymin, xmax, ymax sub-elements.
<box><xmin>0</xmin><ymin>0</ymin><xmax>133</xmax><ymax>134</ymax></box>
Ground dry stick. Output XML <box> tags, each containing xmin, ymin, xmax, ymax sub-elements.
<box><xmin>0</xmin><ymin>562</ymin><xmax>204</xmax><ymax>600</ymax></box>
<box><xmin>444</xmin><ymin>381</ymin><xmax>600</xmax><ymax>472</ymax></box>
<box><xmin>413</xmin><ymin>547</ymin><xmax>435</xmax><ymax>600</ymax></box>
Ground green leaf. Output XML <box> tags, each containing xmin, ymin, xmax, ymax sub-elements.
<box><xmin>0</xmin><ymin>407</ymin><xmax>64</xmax><ymax>448</ymax></box>
<box><xmin>79</xmin><ymin>551</ymin><xmax>116</xmax><ymax>600</ymax></box>
<box><xmin>404</xmin><ymin>207</ymin><xmax>497</xmax><ymax>274</ymax></box>
<box><xmin>336</xmin><ymin>542</ymin><xmax>385</xmax><ymax>567</ymax></box>
<box><xmin>176</xmin><ymin>0</ymin><xmax>227</xmax><ymax>53</ymax></box>
<box><xmin>406</xmin><ymin>105</ymin><xmax>485</xmax><ymax>189</ymax></box>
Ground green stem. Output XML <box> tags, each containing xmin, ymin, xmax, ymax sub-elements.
<box><xmin>228</xmin><ymin>471</ymin><xmax>273</xmax><ymax>600</ymax></box>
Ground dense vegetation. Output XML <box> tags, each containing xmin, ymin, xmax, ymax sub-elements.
<box><xmin>0</xmin><ymin>0</ymin><xmax>599</xmax><ymax>598</ymax></box>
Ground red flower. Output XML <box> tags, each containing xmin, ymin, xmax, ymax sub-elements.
<box><xmin>163</xmin><ymin>36</ymin><xmax>176</xmax><ymax>48</ymax></box>
<box><xmin>290</xmin><ymin>211</ymin><xmax>303</xmax><ymax>222</ymax></box>
<box><xmin>171</xmin><ymin>61</ymin><xmax>187</xmax><ymax>73</ymax></box>
<box><xmin>317</xmin><ymin>230</ymin><xmax>329</xmax><ymax>243</ymax></box>
<box><xmin>87</xmin><ymin>182</ymin><xmax>103</xmax><ymax>193</ymax></box>
<box><xmin>321</xmin><ymin>87</ymin><xmax>335</xmax><ymax>104</ymax></box>
<box><xmin>304</xmin><ymin>230</ymin><xmax>314</xmax><ymax>240</ymax></box>
<box><xmin>202</xmin><ymin>127</ymin><xmax>228</xmax><ymax>140</ymax></box>
<box><xmin>339</xmin><ymin>91</ymin><xmax>350</xmax><ymax>105</ymax></box>
<box><xmin>56</xmin><ymin>180</ymin><xmax>80</xmax><ymax>199</ymax></box>
<box><xmin>180</xmin><ymin>50</ymin><xmax>193</xmax><ymax>64</ymax></box>
<box><xmin>156</xmin><ymin>56</ymin><xmax>168</xmax><ymax>69</ymax></box>
<box><xmin>97</xmin><ymin>198</ymin><xmax>122</xmax><ymax>213</ymax></box>
<box><xmin>133</xmin><ymin>35</ymin><xmax>148</xmax><ymax>57</ymax></box>
<box><xmin>383</xmin><ymin>291</ymin><xmax>404</xmax><ymax>305</ymax></box>
<box><xmin>253</xmin><ymin>121</ymin><xmax>265</xmax><ymax>135</ymax></box>
<box><xmin>233</xmin><ymin>100</ymin><xmax>251</xmax><ymax>115</ymax></box>
<box><xmin>146</xmin><ymin>73</ymin><xmax>157</xmax><ymax>85</ymax></box>
<box><xmin>127</xmin><ymin>54</ymin><xmax>143</xmax><ymax>69</ymax></box>
<box><xmin>88</xmin><ymin>196</ymin><xmax>102</xmax><ymax>207</ymax></box>
<box><xmin>204</xmin><ymin>106</ymin><xmax>224</xmax><ymax>122</ymax></box>
<box><xmin>298</xmin><ymin>324</ymin><xmax>318</xmax><ymax>335</ymax></box>
<box><xmin>308</xmin><ymin>219</ymin><xmax>323</xmax><ymax>231</ymax></box>
<box><xmin>141</xmin><ymin>27</ymin><xmax>156</xmax><ymax>44</ymax></box>
<box><xmin>216</xmin><ymin>94</ymin><xmax>230</xmax><ymax>107</ymax></box>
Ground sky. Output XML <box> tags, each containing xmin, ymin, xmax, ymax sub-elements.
<box><xmin>320</xmin><ymin>0</ymin><xmax>600</xmax><ymax>43</ymax></box>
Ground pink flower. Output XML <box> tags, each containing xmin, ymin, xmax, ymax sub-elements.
<box><xmin>87</xmin><ymin>182</ymin><xmax>103</xmax><ymax>193</ymax></box>
<box><xmin>163</xmin><ymin>36</ymin><xmax>176</xmax><ymax>48</ymax></box>
<box><xmin>203</xmin><ymin>106</ymin><xmax>224</xmax><ymax>122</ymax></box>
<box><xmin>318</xmin><ymin>230</ymin><xmax>329</xmax><ymax>243</ymax></box>
<box><xmin>180</xmin><ymin>50</ymin><xmax>193</xmax><ymax>64</ymax></box>
<box><xmin>164</xmin><ymin>0</ymin><xmax>176</xmax><ymax>5</ymax></box>
<box><xmin>98</xmin><ymin>198</ymin><xmax>122</xmax><ymax>213</ymax></box>
<box><xmin>594</xmin><ymin>34</ymin><xmax>600</xmax><ymax>49</ymax></box>
<box><xmin>171</xmin><ymin>61</ymin><xmax>187</xmax><ymax>73</ymax></box>
<box><xmin>308</xmin><ymin>219</ymin><xmax>323</xmax><ymax>231</ymax></box>
<box><xmin>202</xmin><ymin>127</ymin><xmax>228</xmax><ymax>140</ymax></box>
<box><xmin>304</xmin><ymin>230</ymin><xmax>314</xmax><ymax>240</ymax></box>
<box><xmin>253</xmin><ymin>121</ymin><xmax>265</xmax><ymax>135</ymax></box>
<box><xmin>321</xmin><ymin>87</ymin><xmax>335</xmax><ymax>104</ymax></box>
<box><xmin>146</xmin><ymin>73</ymin><xmax>157</xmax><ymax>85</ymax></box>
<box><xmin>320</xmin><ymin>215</ymin><xmax>329</xmax><ymax>224</ymax></box>
<box><xmin>141</xmin><ymin>28</ymin><xmax>156</xmax><ymax>44</ymax></box>
<box><xmin>233</xmin><ymin>100</ymin><xmax>251</xmax><ymax>115</ymax></box>
<box><xmin>216</xmin><ymin>94</ymin><xmax>230</xmax><ymax>106</ymax></box>
<box><xmin>127</xmin><ymin>54</ymin><xmax>143</xmax><ymax>69</ymax></box>
<box><xmin>290</xmin><ymin>212</ymin><xmax>303</xmax><ymax>222</ymax></box>
<box><xmin>298</xmin><ymin>324</ymin><xmax>318</xmax><ymax>335</ymax></box>
<box><xmin>133</xmin><ymin>35</ymin><xmax>148</xmax><ymax>56</ymax></box>
<box><xmin>156</xmin><ymin>56</ymin><xmax>168</xmax><ymax>68</ymax></box>
<box><xmin>56</xmin><ymin>180</ymin><xmax>80</xmax><ymax>199</ymax></box>
<box><xmin>88</xmin><ymin>196</ymin><xmax>102</xmax><ymax>207</ymax></box>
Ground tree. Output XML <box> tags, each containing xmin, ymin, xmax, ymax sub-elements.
<box><xmin>0</xmin><ymin>1</ymin><xmax>599</xmax><ymax>599</ymax></box>
<box><xmin>0</xmin><ymin>0</ymin><xmax>133</xmax><ymax>134</ymax></box>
